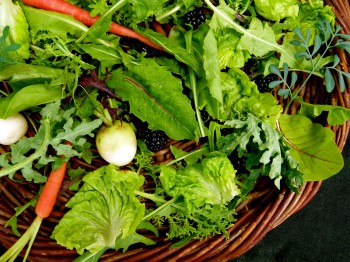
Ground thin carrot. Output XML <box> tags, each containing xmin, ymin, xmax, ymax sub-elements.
<box><xmin>35</xmin><ymin>161</ymin><xmax>68</xmax><ymax>218</ymax></box>
<box><xmin>0</xmin><ymin>161</ymin><xmax>68</xmax><ymax>261</ymax></box>
<box><xmin>21</xmin><ymin>0</ymin><xmax>164</xmax><ymax>51</ymax></box>
<box><xmin>151</xmin><ymin>20</ymin><xmax>167</xmax><ymax>37</ymax></box>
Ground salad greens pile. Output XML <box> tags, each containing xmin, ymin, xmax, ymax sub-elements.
<box><xmin>1</xmin><ymin>0</ymin><xmax>350</xmax><ymax>260</ymax></box>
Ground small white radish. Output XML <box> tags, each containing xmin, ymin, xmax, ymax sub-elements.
<box><xmin>96</xmin><ymin>120</ymin><xmax>137</xmax><ymax>166</ymax></box>
<box><xmin>0</xmin><ymin>113</ymin><xmax>28</xmax><ymax>145</ymax></box>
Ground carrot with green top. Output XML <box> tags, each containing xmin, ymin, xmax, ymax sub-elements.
<box><xmin>0</xmin><ymin>161</ymin><xmax>68</xmax><ymax>261</ymax></box>
<box><xmin>21</xmin><ymin>0</ymin><xmax>164</xmax><ymax>50</ymax></box>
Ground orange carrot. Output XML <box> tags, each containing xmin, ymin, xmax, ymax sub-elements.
<box><xmin>0</xmin><ymin>161</ymin><xmax>69</xmax><ymax>261</ymax></box>
<box><xmin>21</xmin><ymin>0</ymin><xmax>164</xmax><ymax>51</ymax></box>
<box><xmin>151</xmin><ymin>20</ymin><xmax>167</xmax><ymax>37</ymax></box>
<box><xmin>35</xmin><ymin>161</ymin><xmax>68</xmax><ymax>218</ymax></box>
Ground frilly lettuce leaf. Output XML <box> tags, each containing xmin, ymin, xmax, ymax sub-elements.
<box><xmin>160</xmin><ymin>156</ymin><xmax>240</xmax><ymax>213</ymax></box>
<box><xmin>51</xmin><ymin>165</ymin><xmax>153</xmax><ymax>255</ymax></box>
<box><xmin>216</xmin><ymin>28</ymin><xmax>251</xmax><ymax>69</ymax></box>
<box><xmin>203</xmin><ymin>68</ymin><xmax>282</xmax><ymax>127</ymax></box>
<box><xmin>254</xmin><ymin>0</ymin><xmax>299</xmax><ymax>22</ymax></box>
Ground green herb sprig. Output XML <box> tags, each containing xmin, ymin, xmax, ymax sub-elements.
<box><xmin>0</xmin><ymin>26</ymin><xmax>21</xmax><ymax>65</ymax></box>
<box><xmin>269</xmin><ymin>19</ymin><xmax>350</xmax><ymax>107</ymax></box>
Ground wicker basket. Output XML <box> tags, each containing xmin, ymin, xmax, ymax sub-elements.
<box><xmin>1</xmin><ymin>0</ymin><xmax>349</xmax><ymax>261</ymax></box>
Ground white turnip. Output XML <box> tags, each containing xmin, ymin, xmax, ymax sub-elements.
<box><xmin>96</xmin><ymin>120</ymin><xmax>137</xmax><ymax>166</ymax></box>
<box><xmin>0</xmin><ymin>113</ymin><xmax>28</xmax><ymax>145</ymax></box>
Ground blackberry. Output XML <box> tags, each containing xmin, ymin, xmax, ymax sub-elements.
<box><xmin>131</xmin><ymin>40</ymin><xmax>158</xmax><ymax>57</ymax></box>
<box><xmin>228</xmin><ymin>150</ymin><xmax>247</xmax><ymax>173</ymax></box>
<box><xmin>184</xmin><ymin>8</ymin><xmax>207</xmax><ymax>29</ymax></box>
<box><xmin>140</xmin><ymin>128</ymin><xmax>168</xmax><ymax>152</ymax></box>
<box><xmin>200</xmin><ymin>110</ymin><xmax>211</xmax><ymax>125</ymax></box>
<box><xmin>221</xmin><ymin>127</ymin><xmax>234</xmax><ymax>136</ymax></box>
<box><xmin>254</xmin><ymin>74</ymin><xmax>278</xmax><ymax>93</ymax></box>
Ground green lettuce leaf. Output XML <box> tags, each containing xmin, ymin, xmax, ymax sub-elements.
<box><xmin>237</xmin><ymin>17</ymin><xmax>279</xmax><ymax>57</ymax></box>
<box><xmin>159</xmin><ymin>156</ymin><xmax>240</xmax><ymax>213</ymax></box>
<box><xmin>277</xmin><ymin>114</ymin><xmax>344</xmax><ymax>181</ymax></box>
<box><xmin>254</xmin><ymin>0</ymin><xmax>299</xmax><ymax>21</ymax></box>
<box><xmin>51</xmin><ymin>165</ymin><xmax>153</xmax><ymax>255</ymax></box>
<box><xmin>107</xmin><ymin>58</ymin><xmax>198</xmax><ymax>140</ymax></box>
<box><xmin>203</xmin><ymin>68</ymin><xmax>282</xmax><ymax>126</ymax></box>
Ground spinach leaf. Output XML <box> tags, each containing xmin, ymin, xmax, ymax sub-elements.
<box><xmin>277</xmin><ymin>114</ymin><xmax>344</xmax><ymax>181</ymax></box>
<box><xmin>0</xmin><ymin>84</ymin><xmax>63</xmax><ymax>118</ymax></box>
<box><xmin>108</xmin><ymin>59</ymin><xmax>198</xmax><ymax>140</ymax></box>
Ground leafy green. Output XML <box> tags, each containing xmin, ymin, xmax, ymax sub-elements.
<box><xmin>254</xmin><ymin>0</ymin><xmax>299</xmax><ymax>21</ymax></box>
<box><xmin>203</xmin><ymin>28</ymin><xmax>222</xmax><ymax>104</ymax></box>
<box><xmin>297</xmin><ymin>98</ymin><xmax>350</xmax><ymax>126</ymax></box>
<box><xmin>277</xmin><ymin>114</ymin><xmax>344</xmax><ymax>181</ymax></box>
<box><xmin>203</xmin><ymin>68</ymin><xmax>282</xmax><ymax>126</ymax></box>
<box><xmin>0</xmin><ymin>0</ymin><xmax>30</xmax><ymax>61</ymax></box>
<box><xmin>78</xmin><ymin>44</ymin><xmax>123</xmax><ymax>70</ymax></box>
<box><xmin>52</xmin><ymin>165</ymin><xmax>154</xmax><ymax>256</ymax></box>
<box><xmin>107</xmin><ymin>58</ymin><xmax>198</xmax><ymax>140</ymax></box>
<box><xmin>0</xmin><ymin>84</ymin><xmax>64</xmax><ymax>118</ymax></box>
<box><xmin>160</xmin><ymin>156</ymin><xmax>240</xmax><ymax>213</ymax></box>
<box><xmin>0</xmin><ymin>63</ymin><xmax>64</xmax><ymax>91</ymax></box>
<box><xmin>217</xmin><ymin>114</ymin><xmax>303</xmax><ymax>190</ymax></box>
<box><xmin>215</xmin><ymin>28</ymin><xmax>251</xmax><ymax>69</ymax></box>
<box><xmin>0</xmin><ymin>26</ymin><xmax>21</xmax><ymax>65</ymax></box>
<box><xmin>269</xmin><ymin>19</ymin><xmax>350</xmax><ymax>107</ymax></box>
<box><xmin>0</xmin><ymin>101</ymin><xmax>102</xmax><ymax>181</ymax></box>
<box><xmin>135</xmin><ymin>26</ymin><xmax>202</xmax><ymax>74</ymax></box>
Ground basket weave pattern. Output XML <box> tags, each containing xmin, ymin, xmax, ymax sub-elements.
<box><xmin>0</xmin><ymin>0</ymin><xmax>349</xmax><ymax>261</ymax></box>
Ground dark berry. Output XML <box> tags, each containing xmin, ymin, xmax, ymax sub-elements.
<box><xmin>228</xmin><ymin>150</ymin><xmax>247</xmax><ymax>173</ymax></box>
<box><xmin>131</xmin><ymin>40</ymin><xmax>159</xmax><ymax>57</ymax></box>
<box><xmin>200</xmin><ymin>110</ymin><xmax>211</xmax><ymax>124</ymax></box>
<box><xmin>254</xmin><ymin>74</ymin><xmax>278</xmax><ymax>93</ymax></box>
<box><xmin>140</xmin><ymin>128</ymin><xmax>168</xmax><ymax>152</ymax></box>
<box><xmin>221</xmin><ymin>127</ymin><xmax>234</xmax><ymax>136</ymax></box>
<box><xmin>184</xmin><ymin>8</ymin><xmax>206</xmax><ymax>29</ymax></box>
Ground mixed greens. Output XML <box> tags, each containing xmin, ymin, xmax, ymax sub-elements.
<box><xmin>0</xmin><ymin>0</ymin><xmax>350</xmax><ymax>260</ymax></box>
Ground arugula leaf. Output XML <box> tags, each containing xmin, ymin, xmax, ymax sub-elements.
<box><xmin>0</xmin><ymin>101</ymin><xmax>102</xmax><ymax>181</ymax></box>
<box><xmin>51</xmin><ymin>165</ymin><xmax>154</xmax><ymax>255</ymax></box>
<box><xmin>108</xmin><ymin>59</ymin><xmax>198</xmax><ymax>140</ymax></box>
<box><xmin>277</xmin><ymin>114</ymin><xmax>344</xmax><ymax>181</ymax></box>
<box><xmin>218</xmin><ymin>114</ymin><xmax>302</xmax><ymax>190</ymax></box>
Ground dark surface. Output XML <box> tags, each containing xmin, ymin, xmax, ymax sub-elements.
<box><xmin>1</xmin><ymin>139</ymin><xmax>349</xmax><ymax>261</ymax></box>
<box><xmin>236</xmin><ymin>136</ymin><xmax>350</xmax><ymax>262</ymax></box>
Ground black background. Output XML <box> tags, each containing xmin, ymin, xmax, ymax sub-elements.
<box><xmin>236</xmin><ymin>136</ymin><xmax>350</xmax><ymax>262</ymax></box>
<box><xmin>1</xmin><ymin>138</ymin><xmax>349</xmax><ymax>261</ymax></box>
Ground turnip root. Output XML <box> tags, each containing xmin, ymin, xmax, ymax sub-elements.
<box><xmin>0</xmin><ymin>113</ymin><xmax>28</xmax><ymax>145</ymax></box>
<box><xmin>96</xmin><ymin>120</ymin><xmax>137</xmax><ymax>166</ymax></box>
